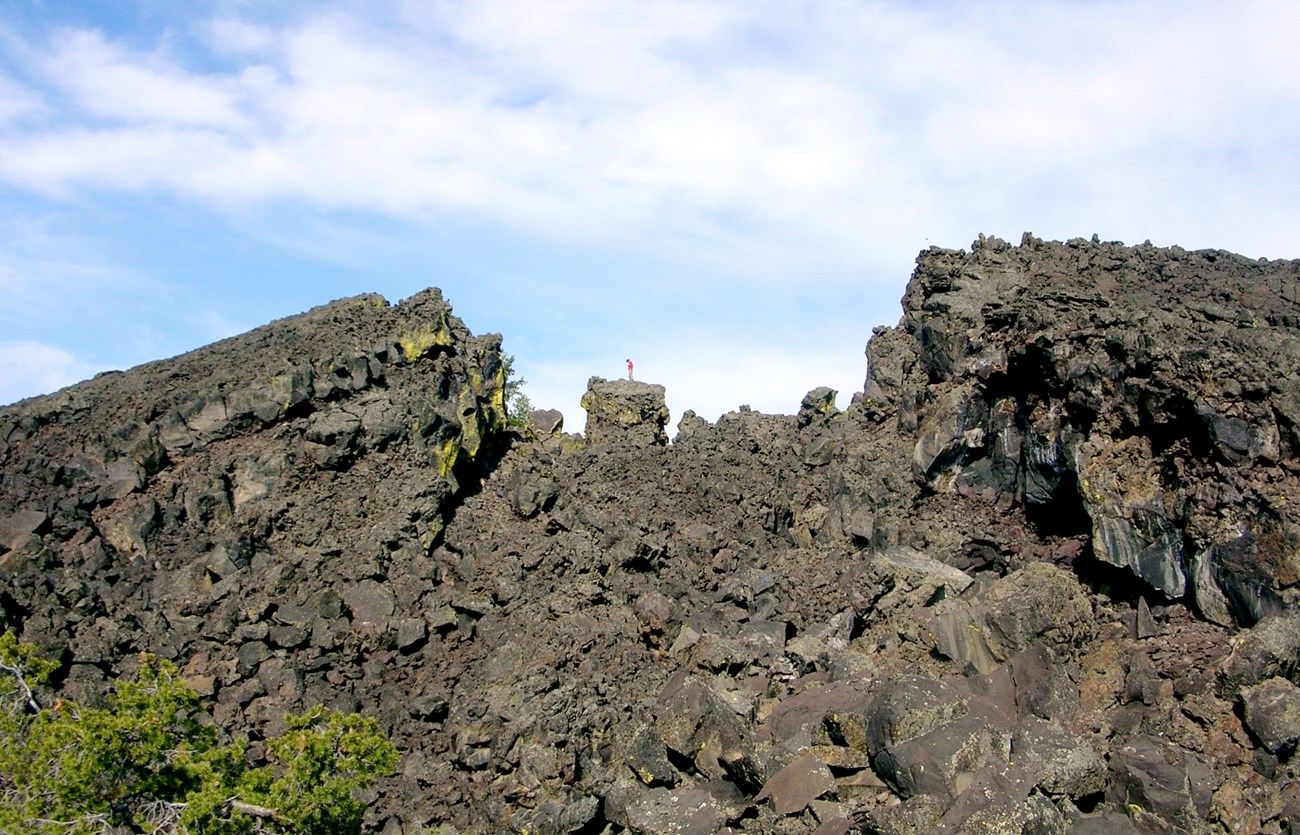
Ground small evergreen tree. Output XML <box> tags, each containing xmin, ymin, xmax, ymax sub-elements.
<box><xmin>0</xmin><ymin>633</ymin><xmax>397</xmax><ymax>834</ymax></box>
<box><xmin>501</xmin><ymin>354</ymin><xmax>533</xmax><ymax>428</ymax></box>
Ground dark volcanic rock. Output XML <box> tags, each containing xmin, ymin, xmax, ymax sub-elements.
<box><xmin>889</xmin><ymin>235</ymin><xmax>1300</xmax><ymax>626</ymax></box>
<box><xmin>1242</xmin><ymin>677</ymin><xmax>1300</xmax><ymax>754</ymax></box>
<box><xmin>1107</xmin><ymin>734</ymin><xmax>1215</xmax><ymax>831</ymax></box>
<box><xmin>580</xmin><ymin>376</ymin><xmax>670</xmax><ymax>447</ymax></box>
<box><xmin>6</xmin><ymin>236</ymin><xmax>1300</xmax><ymax>833</ymax></box>
<box><xmin>625</xmin><ymin>787</ymin><xmax>727</xmax><ymax>835</ymax></box>
<box><xmin>928</xmin><ymin>562</ymin><xmax>1094</xmax><ymax>675</ymax></box>
<box><xmin>755</xmin><ymin>753</ymin><xmax>836</xmax><ymax>816</ymax></box>
<box><xmin>527</xmin><ymin>408</ymin><xmax>565</xmax><ymax>435</ymax></box>
<box><xmin>1219</xmin><ymin>613</ymin><xmax>1300</xmax><ymax>691</ymax></box>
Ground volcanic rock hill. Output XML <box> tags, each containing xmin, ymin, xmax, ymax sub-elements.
<box><xmin>5</xmin><ymin>236</ymin><xmax>1300</xmax><ymax>834</ymax></box>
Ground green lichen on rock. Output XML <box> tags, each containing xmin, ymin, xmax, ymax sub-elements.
<box><xmin>396</xmin><ymin>301</ymin><xmax>459</xmax><ymax>363</ymax></box>
<box><xmin>797</xmin><ymin>386</ymin><xmax>840</xmax><ymax>429</ymax></box>
<box><xmin>434</xmin><ymin>434</ymin><xmax>461</xmax><ymax>479</ymax></box>
<box><xmin>489</xmin><ymin>360</ymin><xmax>508</xmax><ymax>421</ymax></box>
<box><xmin>397</xmin><ymin>323</ymin><xmax>454</xmax><ymax>363</ymax></box>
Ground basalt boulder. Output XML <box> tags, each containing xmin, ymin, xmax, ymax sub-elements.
<box><xmin>580</xmin><ymin>377</ymin><xmax>671</xmax><ymax>447</ymax></box>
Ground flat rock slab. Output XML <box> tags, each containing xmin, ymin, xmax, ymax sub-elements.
<box><xmin>865</xmin><ymin>675</ymin><xmax>970</xmax><ymax>756</ymax></box>
<box><xmin>1108</xmin><ymin>734</ymin><xmax>1214</xmax><ymax>828</ymax></box>
<box><xmin>931</xmin><ymin>767</ymin><xmax>1050</xmax><ymax>834</ymax></box>
<box><xmin>880</xmin><ymin>713</ymin><xmax>1008</xmax><ymax>799</ymax></box>
<box><xmin>756</xmin><ymin>753</ymin><xmax>836</xmax><ymax>816</ymax></box>
<box><xmin>625</xmin><ymin>788</ymin><xmax>727</xmax><ymax>835</ymax></box>
<box><xmin>862</xmin><ymin>545</ymin><xmax>974</xmax><ymax>617</ymax></box>
<box><xmin>1064</xmin><ymin>810</ymin><xmax>1142</xmax><ymax>835</ymax></box>
<box><xmin>342</xmin><ymin>579</ymin><xmax>396</xmax><ymax>625</ymax></box>
<box><xmin>760</xmin><ymin>680</ymin><xmax>872</xmax><ymax>742</ymax></box>
<box><xmin>0</xmin><ymin>508</ymin><xmax>47</xmax><ymax>548</ymax></box>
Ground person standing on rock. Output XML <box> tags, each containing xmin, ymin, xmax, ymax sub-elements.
<box><xmin>626</xmin><ymin>358</ymin><xmax>634</xmax><ymax>381</ymax></box>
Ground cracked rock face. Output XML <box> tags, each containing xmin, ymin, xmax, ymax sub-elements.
<box><xmin>6</xmin><ymin>237</ymin><xmax>1300</xmax><ymax>833</ymax></box>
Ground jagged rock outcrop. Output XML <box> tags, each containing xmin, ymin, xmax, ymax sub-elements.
<box><xmin>0</xmin><ymin>288</ymin><xmax>508</xmax><ymax>770</ymax></box>
<box><xmin>5</xmin><ymin>237</ymin><xmax>1300</xmax><ymax>833</ymax></box>
<box><xmin>872</xmin><ymin>233</ymin><xmax>1300</xmax><ymax>627</ymax></box>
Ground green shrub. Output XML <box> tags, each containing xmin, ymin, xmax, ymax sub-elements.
<box><xmin>0</xmin><ymin>633</ymin><xmax>397</xmax><ymax>834</ymax></box>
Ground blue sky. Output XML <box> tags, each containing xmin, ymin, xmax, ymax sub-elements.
<box><xmin>1</xmin><ymin>1</ymin><xmax>1298</xmax><ymax>428</ymax></box>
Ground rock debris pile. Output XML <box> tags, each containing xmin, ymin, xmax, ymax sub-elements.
<box><xmin>5</xmin><ymin>236</ymin><xmax>1300</xmax><ymax>833</ymax></box>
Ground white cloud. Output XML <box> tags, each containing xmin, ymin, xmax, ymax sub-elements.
<box><xmin>206</xmin><ymin>18</ymin><xmax>276</xmax><ymax>56</ymax></box>
<box><xmin>0</xmin><ymin>341</ymin><xmax>103</xmax><ymax>405</ymax></box>
<box><xmin>1</xmin><ymin>0</ymin><xmax>1295</xmax><ymax>267</ymax></box>
<box><xmin>41</xmin><ymin>29</ymin><xmax>251</xmax><ymax>129</ymax></box>
<box><xmin>0</xmin><ymin>72</ymin><xmax>46</xmax><ymax>125</ymax></box>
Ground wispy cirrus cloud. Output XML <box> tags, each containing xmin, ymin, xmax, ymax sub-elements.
<box><xmin>39</xmin><ymin>28</ymin><xmax>252</xmax><ymax>128</ymax></box>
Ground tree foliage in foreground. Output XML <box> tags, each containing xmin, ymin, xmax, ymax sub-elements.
<box><xmin>0</xmin><ymin>632</ymin><xmax>398</xmax><ymax>834</ymax></box>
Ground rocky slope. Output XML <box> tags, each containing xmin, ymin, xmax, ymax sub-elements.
<box><xmin>5</xmin><ymin>236</ymin><xmax>1300</xmax><ymax>833</ymax></box>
